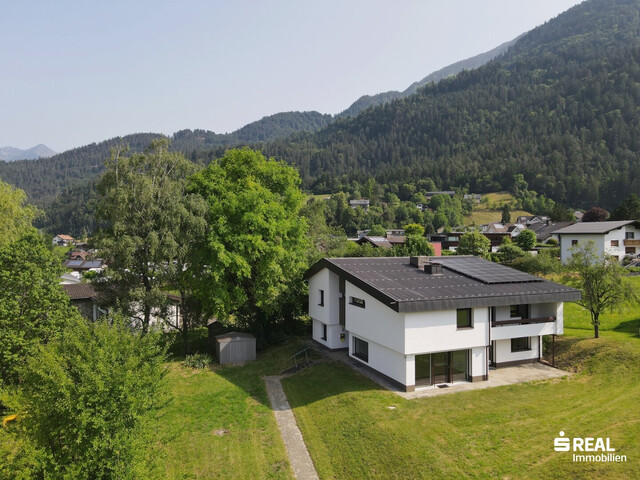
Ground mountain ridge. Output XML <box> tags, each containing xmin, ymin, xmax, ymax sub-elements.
<box><xmin>0</xmin><ymin>144</ymin><xmax>56</xmax><ymax>161</ymax></box>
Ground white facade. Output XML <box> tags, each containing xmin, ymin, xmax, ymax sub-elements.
<box><xmin>558</xmin><ymin>223</ymin><xmax>640</xmax><ymax>264</ymax></box>
<box><xmin>308</xmin><ymin>266</ymin><xmax>565</xmax><ymax>391</ymax></box>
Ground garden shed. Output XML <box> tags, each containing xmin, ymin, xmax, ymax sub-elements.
<box><xmin>215</xmin><ymin>332</ymin><xmax>256</xmax><ymax>365</ymax></box>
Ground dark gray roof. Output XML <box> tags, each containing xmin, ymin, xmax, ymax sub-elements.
<box><xmin>532</xmin><ymin>222</ymin><xmax>574</xmax><ymax>241</ymax></box>
<box><xmin>356</xmin><ymin>236</ymin><xmax>393</xmax><ymax>248</ymax></box>
<box><xmin>305</xmin><ymin>256</ymin><xmax>580</xmax><ymax>313</ymax></box>
<box><xmin>552</xmin><ymin>220</ymin><xmax>640</xmax><ymax>235</ymax></box>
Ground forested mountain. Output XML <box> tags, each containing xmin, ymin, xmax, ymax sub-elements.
<box><xmin>338</xmin><ymin>37</ymin><xmax>520</xmax><ymax>118</ymax></box>
<box><xmin>263</xmin><ymin>0</ymin><xmax>640</xmax><ymax>210</ymax></box>
<box><xmin>0</xmin><ymin>133</ymin><xmax>164</xmax><ymax>207</ymax></box>
<box><xmin>0</xmin><ymin>144</ymin><xmax>56</xmax><ymax>161</ymax></box>
<box><xmin>0</xmin><ymin>112</ymin><xmax>331</xmax><ymax>208</ymax></box>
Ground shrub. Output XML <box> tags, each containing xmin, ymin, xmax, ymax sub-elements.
<box><xmin>2</xmin><ymin>316</ymin><xmax>167</xmax><ymax>479</ymax></box>
<box><xmin>183</xmin><ymin>353</ymin><xmax>213</xmax><ymax>369</ymax></box>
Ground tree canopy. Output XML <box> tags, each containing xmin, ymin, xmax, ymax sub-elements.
<box><xmin>189</xmin><ymin>148</ymin><xmax>309</xmax><ymax>331</ymax></box>
<box><xmin>565</xmin><ymin>241</ymin><xmax>640</xmax><ymax>338</ymax></box>
<box><xmin>457</xmin><ymin>231</ymin><xmax>491</xmax><ymax>257</ymax></box>
<box><xmin>95</xmin><ymin>139</ymin><xmax>204</xmax><ymax>334</ymax></box>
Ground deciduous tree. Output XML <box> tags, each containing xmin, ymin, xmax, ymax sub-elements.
<box><xmin>0</xmin><ymin>232</ymin><xmax>73</xmax><ymax>386</ymax></box>
<box><xmin>457</xmin><ymin>231</ymin><xmax>490</xmax><ymax>257</ymax></box>
<box><xmin>95</xmin><ymin>139</ymin><xmax>207</xmax><ymax>341</ymax></box>
<box><xmin>565</xmin><ymin>242</ymin><xmax>639</xmax><ymax>338</ymax></box>
<box><xmin>189</xmin><ymin>148</ymin><xmax>309</xmax><ymax>333</ymax></box>
<box><xmin>3</xmin><ymin>316</ymin><xmax>167</xmax><ymax>478</ymax></box>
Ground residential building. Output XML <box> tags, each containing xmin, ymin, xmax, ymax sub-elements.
<box><xmin>349</xmin><ymin>199</ymin><xmax>370</xmax><ymax>211</ymax></box>
<box><xmin>52</xmin><ymin>234</ymin><xmax>75</xmax><ymax>247</ymax></box>
<box><xmin>528</xmin><ymin>221</ymin><xmax>574</xmax><ymax>244</ymax></box>
<box><xmin>552</xmin><ymin>220</ymin><xmax>640</xmax><ymax>263</ymax></box>
<box><xmin>306</xmin><ymin>256</ymin><xmax>580</xmax><ymax>392</ymax></box>
<box><xmin>425</xmin><ymin>191</ymin><xmax>455</xmax><ymax>200</ymax></box>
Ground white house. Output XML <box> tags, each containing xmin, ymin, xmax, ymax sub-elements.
<box><xmin>305</xmin><ymin>256</ymin><xmax>580</xmax><ymax>392</ymax></box>
<box><xmin>52</xmin><ymin>234</ymin><xmax>75</xmax><ymax>247</ymax></box>
<box><xmin>553</xmin><ymin>220</ymin><xmax>640</xmax><ymax>264</ymax></box>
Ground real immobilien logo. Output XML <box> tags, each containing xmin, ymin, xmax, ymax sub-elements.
<box><xmin>554</xmin><ymin>431</ymin><xmax>627</xmax><ymax>463</ymax></box>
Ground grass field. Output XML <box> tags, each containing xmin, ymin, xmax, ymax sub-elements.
<box><xmin>157</xmin><ymin>340</ymin><xmax>311</xmax><ymax>480</ymax></box>
<box><xmin>281</xmin><ymin>300</ymin><xmax>640</xmax><ymax>479</ymax></box>
<box><xmin>464</xmin><ymin>192</ymin><xmax>532</xmax><ymax>227</ymax></box>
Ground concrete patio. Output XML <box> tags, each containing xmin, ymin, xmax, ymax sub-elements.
<box><xmin>313</xmin><ymin>344</ymin><xmax>570</xmax><ymax>399</ymax></box>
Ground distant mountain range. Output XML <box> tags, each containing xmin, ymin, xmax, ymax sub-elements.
<box><xmin>0</xmin><ymin>144</ymin><xmax>56</xmax><ymax>161</ymax></box>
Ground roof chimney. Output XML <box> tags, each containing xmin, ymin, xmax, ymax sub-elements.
<box><xmin>410</xmin><ymin>256</ymin><xmax>430</xmax><ymax>268</ymax></box>
<box><xmin>424</xmin><ymin>262</ymin><xmax>443</xmax><ymax>275</ymax></box>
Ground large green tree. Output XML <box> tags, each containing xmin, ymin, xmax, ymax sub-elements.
<box><xmin>95</xmin><ymin>139</ymin><xmax>207</xmax><ymax>339</ymax></box>
<box><xmin>0</xmin><ymin>231</ymin><xmax>73</xmax><ymax>386</ymax></box>
<box><xmin>565</xmin><ymin>242</ymin><xmax>639</xmax><ymax>338</ymax></box>
<box><xmin>0</xmin><ymin>180</ymin><xmax>38</xmax><ymax>248</ymax></box>
<box><xmin>514</xmin><ymin>229</ymin><xmax>537</xmax><ymax>251</ymax></box>
<box><xmin>2</xmin><ymin>316</ymin><xmax>167</xmax><ymax>479</ymax></box>
<box><xmin>189</xmin><ymin>148</ymin><xmax>308</xmax><ymax>331</ymax></box>
<box><xmin>457</xmin><ymin>231</ymin><xmax>491</xmax><ymax>257</ymax></box>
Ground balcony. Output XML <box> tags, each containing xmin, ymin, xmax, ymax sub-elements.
<box><xmin>492</xmin><ymin>316</ymin><xmax>556</xmax><ymax>327</ymax></box>
<box><xmin>624</xmin><ymin>239</ymin><xmax>640</xmax><ymax>246</ymax></box>
<box><xmin>491</xmin><ymin>316</ymin><xmax>557</xmax><ymax>341</ymax></box>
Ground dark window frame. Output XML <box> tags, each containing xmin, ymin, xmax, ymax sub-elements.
<box><xmin>571</xmin><ymin>240</ymin><xmax>578</xmax><ymax>246</ymax></box>
<box><xmin>319</xmin><ymin>289</ymin><xmax>324</xmax><ymax>306</ymax></box>
<box><xmin>456</xmin><ymin>308</ymin><xmax>473</xmax><ymax>329</ymax></box>
<box><xmin>353</xmin><ymin>337</ymin><xmax>369</xmax><ymax>362</ymax></box>
<box><xmin>511</xmin><ymin>337</ymin><xmax>531</xmax><ymax>352</ymax></box>
<box><xmin>349</xmin><ymin>296</ymin><xmax>366</xmax><ymax>308</ymax></box>
<box><xmin>611</xmin><ymin>240</ymin><xmax>619</xmax><ymax>247</ymax></box>
<box><xmin>626</xmin><ymin>232</ymin><xmax>635</xmax><ymax>240</ymax></box>
<box><xmin>321</xmin><ymin>323</ymin><xmax>327</xmax><ymax>341</ymax></box>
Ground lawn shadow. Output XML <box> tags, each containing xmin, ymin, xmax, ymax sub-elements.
<box><xmin>211</xmin><ymin>337</ymin><xmax>319</xmax><ymax>409</ymax></box>
<box><xmin>613</xmin><ymin>318</ymin><xmax>640</xmax><ymax>338</ymax></box>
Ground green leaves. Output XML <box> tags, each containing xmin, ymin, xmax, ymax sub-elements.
<box><xmin>565</xmin><ymin>241</ymin><xmax>640</xmax><ymax>338</ymax></box>
<box><xmin>0</xmin><ymin>231</ymin><xmax>75</xmax><ymax>386</ymax></box>
<box><xmin>189</xmin><ymin>148</ymin><xmax>309</xmax><ymax>324</ymax></box>
<box><xmin>4</xmin><ymin>317</ymin><xmax>167</xmax><ymax>479</ymax></box>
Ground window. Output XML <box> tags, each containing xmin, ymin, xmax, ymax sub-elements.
<box><xmin>511</xmin><ymin>337</ymin><xmax>531</xmax><ymax>352</ymax></box>
<box><xmin>510</xmin><ymin>304</ymin><xmax>529</xmax><ymax>319</ymax></box>
<box><xmin>626</xmin><ymin>232</ymin><xmax>635</xmax><ymax>240</ymax></box>
<box><xmin>353</xmin><ymin>337</ymin><xmax>369</xmax><ymax>362</ymax></box>
<box><xmin>571</xmin><ymin>240</ymin><xmax>578</xmax><ymax>246</ymax></box>
<box><xmin>318</xmin><ymin>289</ymin><xmax>324</xmax><ymax>306</ymax></box>
<box><xmin>456</xmin><ymin>308</ymin><xmax>472</xmax><ymax>329</ymax></box>
<box><xmin>349</xmin><ymin>296</ymin><xmax>365</xmax><ymax>308</ymax></box>
<box><xmin>626</xmin><ymin>247</ymin><xmax>636</xmax><ymax>255</ymax></box>
<box><xmin>611</xmin><ymin>240</ymin><xmax>619</xmax><ymax>247</ymax></box>
<box><xmin>321</xmin><ymin>323</ymin><xmax>327</xmax><ymax>341</ymax></box>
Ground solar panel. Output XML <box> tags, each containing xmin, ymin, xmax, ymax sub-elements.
<box><xmin>67</xmin><ymin>260</ymin><xmax>83</xmax><ymax>267</ymax></box>
<box><xmin>434</xmin><ymin>257</ymin><xmax>542</xmax><ymax>284</ymax></box>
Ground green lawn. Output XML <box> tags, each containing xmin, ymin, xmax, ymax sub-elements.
<box><xmin>157</xmin><ymin>340</ymin><xmax>310</xmax><ymax>480</ymax></box>
<box><xmin>464</xmin><ymin>192</ymin><xmax>532</xmax><ymax>227</ymax></box>
<box><xmin>282</xmin><ymin>309</ymin><xmax>640</xmax><ymax>479</ymax></box>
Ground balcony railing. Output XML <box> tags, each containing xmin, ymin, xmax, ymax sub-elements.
<box><xmin>491</xmin><ymin>316</ymin><xmax>556</xmax><ymax>327</ymax></box>
<box><xmin>624</xmin><ymin>239</ymin><xmax>640</xmax><ymax>246</ymax></box>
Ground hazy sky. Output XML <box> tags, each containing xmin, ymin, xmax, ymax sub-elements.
<box><xmin>2</xmin><ymin>0</ymin><xmax>583</xmax><ymax>153</ymax></box>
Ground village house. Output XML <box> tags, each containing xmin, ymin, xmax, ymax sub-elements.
<box><xmin>553</xmin><ymin>220</ymin><xmax>640</xmax><ymax>263</ymax></box>
<box><xmin>52</xmin><ymin>234</ymin><xmax>75</xmax><ymax>247</ymax></box>
<box><xmin>349</xmin><ymin>199</ymin><xmax>370</xmax><ymax>211</ymax></box>
<box><xmin>306</xmin><ymin>256</ymin><xmax>580</xmax><ymax>392</ymax></box>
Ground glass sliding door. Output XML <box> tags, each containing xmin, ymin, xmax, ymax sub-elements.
<box><xmin>431</xmin><ymin>351</ymin><xmax>449</xmax><ymax>384</ymax></box>
<box><xmin>429</xmin><ymin>350</ymin><xmax>470</xmax><ymax>385</ymax></box>
<box><xmin>415</xmin><ymin>354</ymin><xmax>431</xmax><ymax>386</ymax></box>
<box><xmin>451</xmin><ymin>350</ymin><xmax>468</xmax><ymax>382</ymax></box>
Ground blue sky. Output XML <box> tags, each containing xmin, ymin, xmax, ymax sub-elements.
<box><xmin>1</xmin><ymin>0</ymin><xmax>583</xmax><ymax>152</ymax></box>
